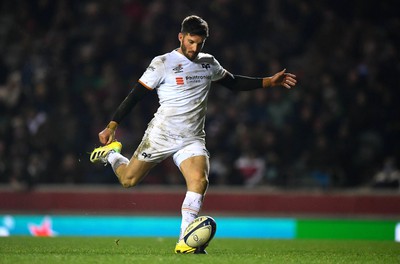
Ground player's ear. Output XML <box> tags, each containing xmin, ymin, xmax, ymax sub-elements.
<box><xmin>178</xmin><ymin>32</ymin><xmax>183</xmax><ymax>42</ymax></box>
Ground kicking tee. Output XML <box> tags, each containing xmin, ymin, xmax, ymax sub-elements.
<box><xmin>139</xmin><ymin>49</ymin><xmax>227</xmax><ymax>140</ymax></box>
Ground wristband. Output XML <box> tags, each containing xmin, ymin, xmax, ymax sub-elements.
<box><xmin>262</xmin><ymin>77</ymin><xmax>271</xmax><ymax>88</ymax></box>
<box><xmin>107</xmin><ymin>121</ymin><xmax>118</xmax><ymax>131</ymax></box>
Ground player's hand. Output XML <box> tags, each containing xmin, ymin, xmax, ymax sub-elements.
<box><xmin>271</xmin><ymin>69</ymin><xmax>297</xmax><ymax>89</ymax></box>
<box><xmin>98</xmin><ymin>121</ymin><xmax>118</xmax><ymax>145</ymax></box>
<box><xmin>98</xmin><ymin>128</ymin><xmax>115</xmax><ymax>145</ymax></box>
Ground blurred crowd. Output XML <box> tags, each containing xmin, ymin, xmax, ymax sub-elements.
<box><xmin>0</xmin><ymin>0</ymin><xmax>399</xmax><ymax>190</ymax></box>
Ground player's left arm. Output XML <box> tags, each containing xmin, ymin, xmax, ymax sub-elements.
<box><xmin>214</xmin><ymin>69</ymin><xmax>297</xmax><ymax>91</ymax></box>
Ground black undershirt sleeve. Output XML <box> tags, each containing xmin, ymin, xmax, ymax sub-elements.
<box><xmin>111</xmin><ymin>82</ymin><xmax>151</xmax><ymax>124</ymax></box>
<box><xmin>214</xmin><ymin>72</ymin><xmax>264</xmax><ymax>91</ymax></box>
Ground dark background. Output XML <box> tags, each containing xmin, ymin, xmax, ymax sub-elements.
<box><xmin>0</xmin><ymin>0</ymin><xmax>399</xmax><ymax>190</ymax></box>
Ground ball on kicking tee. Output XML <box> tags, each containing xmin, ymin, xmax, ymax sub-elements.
<box><xmin>183</xmin><ymin>216</ymin><xmax>217</xmax><ymax>248</ymax></box>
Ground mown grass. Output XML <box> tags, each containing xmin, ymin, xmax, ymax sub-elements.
<box><xmin>1</xmin><ymin>237</ymin><xmax>399</xmax><ymax>264</ymax></box>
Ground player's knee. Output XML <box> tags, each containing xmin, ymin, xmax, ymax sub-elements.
<box><xmin>196</xmin><ymin>176</ymin><xmax>209</xmax><ymax>191</ymax></box>
<box><xmin>119</xmin><ymin>175</ymin><xmax>140</xmax><ymax>188</ymax></box>
<box><xmin>201</xmin><ymin>177</ymin><xmax>209</xmax><ymax>188</ymax></box>
<box><xmin>120</xmin><ymin>180</ymin><xmax>138</xmax><ymax>188</ymax></box>
<box><xmin>121</xmin><ymin>181</ymin><xmax>132</xmax><ymax>188</ymax></box>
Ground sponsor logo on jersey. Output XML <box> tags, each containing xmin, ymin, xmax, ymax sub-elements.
<box><xmin>173</xmin><ymin>64</ymin><xmax>183</xmax><ymax>73</ymax></box>
<box><xmin>176</xmin><ymin>77</ymin><xmax>184</xmax><ymax>85</ymax></box>
<box><xmin>185</xmin><ymin>75</ymin><xmax>211</xmax><ymax>84</ymax></box>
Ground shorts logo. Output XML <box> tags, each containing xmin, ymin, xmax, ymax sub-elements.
<box><xmin>141</xmin><ymin>152</ymin><xmax>152</xmax><ymax>158</ymax></box>
<box><xmin>176</xmin><ymin>77</ymin><xmax>184</xmax><ymax>85</ymax></box>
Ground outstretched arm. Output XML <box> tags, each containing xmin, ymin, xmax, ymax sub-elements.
<box><xmin>215</xmin><ymin>69</ymin><xmax>297</xmax><ymax>91</ymax></box>
<box><xmin>98</xmin><ymin>82</ymin><xmax>151</xmax><ymax>145</ymax></box>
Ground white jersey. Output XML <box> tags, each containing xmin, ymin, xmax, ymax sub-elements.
<box><xmin>139</xmin><ymin>49</ymin><xmax>227</xmax><ymax>140</ymax></box>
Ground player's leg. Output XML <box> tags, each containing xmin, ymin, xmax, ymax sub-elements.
<box><xmin>110</xmin><ymin>153</ymin><xmax>157</xmax><ymax>188</ymax></box>
<box><xmin>179</xmin><ymin>155</ymin><xmax>209</xmax><ymax>237</ymax></box>
<box><xmin>180</xmin><ymin>155</ymin><xmax>209</xmax><ymax>194</ymax></box>
<box><xmin>90</xmin><ymin>141</ymin><xmax>157</xmax><ymax>187</ymax></box>
<box><xmin>174</xmin><ymin>153</ymin><xmax>210</xmax><ymax>253</ymax></box>
<box><xmin>172</xmin><ymin>140</ymin><xmax>210</xmax><ymax>243</ymax></box>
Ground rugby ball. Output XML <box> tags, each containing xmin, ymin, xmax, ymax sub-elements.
<box><xmin>183</xmin><ymin>216</ymin><xmax>217</xmax><ymax>248</ymax></box>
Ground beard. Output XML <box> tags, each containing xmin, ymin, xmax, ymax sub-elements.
<box><xmin>181</xmin><ymin>43</ymin><xmax>198</xmax><ymax>61</ymax></box>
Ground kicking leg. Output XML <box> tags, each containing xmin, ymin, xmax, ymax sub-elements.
<box><xmin>90</xmin><ymin>141</ymin><xmax>156</xmax><ymax>187</ymax></box>
<box><xmin>108</xmin><ymin>152</ymin><xmax>157</xmax><ymax>188</ymax></box>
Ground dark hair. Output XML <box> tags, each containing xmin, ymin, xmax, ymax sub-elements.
<box><xmin>181</xmin><ymin>15</ymin><xmax>209</xmax><ymax>37</ymax></box>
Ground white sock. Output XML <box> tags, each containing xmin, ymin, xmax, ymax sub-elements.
<box><xmin>107</xmin><ymin>152</ymin><xmax>129</xmax><ymax>173</ymax></box>
<box><xmin>179</xmin><ymin>191</ymin><xmax>203</xmax><ymax>240</ymax></box>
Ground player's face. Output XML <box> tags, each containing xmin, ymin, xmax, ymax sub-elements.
<box><xmin>178</xmin><ymin>33</ymin><xmax>205</xmax><ymax>61</ymax></box>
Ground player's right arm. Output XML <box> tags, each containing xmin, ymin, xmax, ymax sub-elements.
<box><xmin>98</xmin><ymin>83</ymin><xmax>151</xmax><ymax>145</ymax></box>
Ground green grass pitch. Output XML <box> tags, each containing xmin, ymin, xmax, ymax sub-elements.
<box><xmin>1</xmin><ymin>237</ymin><xmax>399</xmax><ymax>264</ymax></box>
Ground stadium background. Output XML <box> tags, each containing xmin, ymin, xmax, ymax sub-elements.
<box><xmin>0</xmin><ymin>0</ymin><xmax>399</xmax><ymax>240</ymax></box>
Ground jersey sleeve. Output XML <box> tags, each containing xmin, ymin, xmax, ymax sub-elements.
<box><xmin>211</xmin><ymin>57</ymin><xmax>227</xmax><ymax>81</ymax></box>
<box><xmin>138</xmin><ymin>56</ymin><xmax>166</xmax><ymax>90</ymax></box>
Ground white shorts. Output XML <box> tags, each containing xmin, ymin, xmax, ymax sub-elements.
<box><xmin>133</xmin><ymin>129</ymin><xmax>209</xmax><ymax>167</ymax></box>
